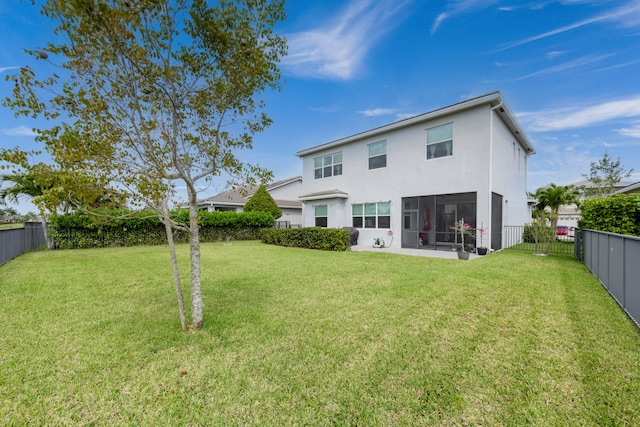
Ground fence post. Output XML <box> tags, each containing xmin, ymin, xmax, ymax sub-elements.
<box><xmin>574</xmin><ymin>229</ymin><xmax>582</xmax><ymax>260</ymax></box>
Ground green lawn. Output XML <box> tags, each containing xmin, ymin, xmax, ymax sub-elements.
<box><xmin>0</xmin><ymin>223</ymin><xmax>23</xmax><ymax>229</ymax></box>
<box><xmin>1</xmin><ymin>241</ymin><xmax>639</xmax><ymax>426</ymax></box>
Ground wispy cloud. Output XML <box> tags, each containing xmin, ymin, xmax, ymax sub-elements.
<box><xmin>0</xmin><ymin>66</ymin><xmax>21</xmax><ymax>74</ymax></box>
<box><xmin>283</xmin><ymin>0</ymin><xmax>411</xmax><ymax>80</ymax></box>
<box><xmin>618</xmin><ymin>123</ymin><xmax>640</xmax><ymax>138</ymax></box>
<box><xmin>431</xmin><ymin>0</ymin><xmax>496</xmax><ymax>34</ymax></box>
<box><xmin>356</xmin><ymin>108</ymin><xmax>422</xmax><ymax>122</ymax></box>
<box><xmin>510</xmin><ymin>53</ymin><xmax>614</xmax><ymax>81</ymax></box>
<box><xmin>520</xmin><ymin>95</ymin><xmax>640</xmax><ymax>132</ymax></box>
<box><xmin>357</xmin><ymin>108</ymin><xmax>397</xmax><ymax>117</ymax></box>
<box><xmin>2</xmin><ymin>125</ymin><xmax>37</xmax><ymax>136</ymax></box>
<box><xmin>498</xmin><ymin>1</ymin><xmax>640</xmax><ymax>51</ymax></box>
<box><xmin>546</xmin><ymin>50</ymin><xmax>568</xmax><ymax>59</ymax></box>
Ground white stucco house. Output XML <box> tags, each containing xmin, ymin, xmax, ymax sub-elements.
<box><xmin>197</xmin><ymin>176</ymin><xmax>303</xmax><ymax>227</ymax></box>
<box><xmin>295</xmin><ymin>92</ymin><xmax>535</xmax><ymax>251</ymax></box>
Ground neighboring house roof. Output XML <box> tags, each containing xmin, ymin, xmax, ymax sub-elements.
<box><xmin>616</xmin><ymin>181</ymin><xmax>640</xmax><ymax>194</ymax></box>
<box><xmin>295</xmin><ymin>91</ymin><xmax>534</xmax><ymax>158</ymax></box>
<box><xmin>199</xmin><ymin>176</ymin><xmax>303</xmax><ymax>208</ymax></box>
<box><xmin>571</xmin><ymin>179</ymin><xmax>634</xmax><ymax>190</ymax></box>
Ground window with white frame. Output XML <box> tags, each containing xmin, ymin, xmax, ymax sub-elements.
<box><xmin>315</xmin><ymin>205</ymin><xmax>328</xmax><ymax>227</ymax></box>
<box><xmin>426</xmin><ymin>123</ymin><xmax>453</xmax><ymax>159</ymax></box>
<box><xmin>352</xmin><ymin>202</ymin><xmax>390</xmax><ymax>228</ymax></box>
<box><xmin>368</xmin><ymin>140</ymin><xmax>387</xmax><ymax>169</ymax></box>
<box><xmin>314</xmin><ymin>152</ymin><xmax>342</xmax><ymax>179</ymax></box>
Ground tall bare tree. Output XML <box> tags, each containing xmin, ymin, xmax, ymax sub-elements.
<box><xmin>582</xmin><ymin>151</ymin><xmax>634</xmax><ymax>198</ymax></box>
<box><xmin>3</xmin><ymin>0</ymin><xmax>286</xmax><ymax>330</ymax></box>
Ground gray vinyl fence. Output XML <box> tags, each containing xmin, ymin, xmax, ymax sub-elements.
<box><xmin>0</xmin><ymin>222</ymin><xmax>47</xmax><ymax>266</ymax></box>
<box><xmin>581</xmin><ymin>229</ymin><xmax>640</xmax><ymax>329</ymax></box>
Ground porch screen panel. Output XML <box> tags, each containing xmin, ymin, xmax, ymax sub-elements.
<box><xmin>491</xmin><ymin>193</ymin><xmax>503</xmax><ymax>250</ymax></box>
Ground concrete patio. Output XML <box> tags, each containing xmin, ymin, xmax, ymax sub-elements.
<box><xmin>349</xmin><ymin>244</ymin><xmax>484</xmax><ymax>260</ymax></box>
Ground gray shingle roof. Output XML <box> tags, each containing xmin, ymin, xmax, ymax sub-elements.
<box><xmin>199</xmin><ymin>176</ymin><xmax>302</xmax><ymax>208</ymax></box>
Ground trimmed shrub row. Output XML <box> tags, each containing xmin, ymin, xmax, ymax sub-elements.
<box><xmin>49</xmin><ymin>210</ymin><xmax>275</xmax><ymax>249</ymax></box>
<box><xmin>579</xmin><ymin>194</ymin><xmax>640</xmax><ymax>237</ymax></box>
<box><xmin>260</xmin><ymin>227</ymin><xmax>351</xmax><ymax>251</ymax></box>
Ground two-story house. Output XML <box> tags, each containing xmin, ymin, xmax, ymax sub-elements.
<box><xmin>296</xmin><ymin>92</ymin><xmax>535</xmax><ymax>251</ymax></box>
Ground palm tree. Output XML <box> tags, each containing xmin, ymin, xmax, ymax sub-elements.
<box><xmin>0</xmin><ymin>206</ymin><xmax>20</xmax><ymax>223</ymax></box>
<box><xmin>529</xmin><ymin>183</ymin><xmax>581</xmax><ymax>229</ymax></box>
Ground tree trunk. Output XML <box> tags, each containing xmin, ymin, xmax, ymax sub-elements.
<box><xmin>550</xmin><ymin>208</ymin><xmax>559</xmax><ymax>230</ymax></box>
<box><xmin>161</xmin><ymin>201</ymin><xmax>187</xmax><ymax>331</ymax></box>
<box><xmin>38</xmin><ymin>206</ymin><xmax>54</xmax><ymax>250</ymax></box>
<box><xmin>188</xmin><ymin>191</ymin><xmax>203</xmax><ymax>330</ymax></box>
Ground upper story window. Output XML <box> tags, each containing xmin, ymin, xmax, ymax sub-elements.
<box><xmin>314</xmin><ymin>152</ymin><xmax>342</xmax><ymax>179</ymax></box>
<box><xmin>368</xmin><ymin>140</ymin><xmax>387</xmax><ymax>169</ymax></box>
<box><xmin>426</xmin><ymin>123</ymin><xmax>453</xmax><ymax>159</ymax></box>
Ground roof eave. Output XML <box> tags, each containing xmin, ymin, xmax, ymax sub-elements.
<box><xmin>299</xmin><ymin>192</ymin><xmax>349</xmax><ymax>202</ymax></box>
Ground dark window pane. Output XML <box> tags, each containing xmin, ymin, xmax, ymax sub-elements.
<box><xmin>365</xmin><ymin>216</ymin><xmax>376</xmax><ymax>228</ymax></box>
<box><xmin>378</xmin><ymin>216</ymin><xmax>390</xmax><ymax>229</ymax></box>
<box><xmin>315</xmin><ymin>168</ymin><xmax>322</xmax><ymax>179</ymax></box>
<box><xmin>315</xmin><ymin>217</ymin><xmax>327</xmax><ymax>227</ymax></box>
<box><xmin>427</xmin><ymin>141</ymin><xmax>453</xmax><ymax>159</ymax></box>
<box><xmin>324</xmin><ymin>166</ymin><xmax>332</xmax><ymax>177</ymax></box>
<box><xmin>353</xmin><ymin>217</ymin><xmax>363</xmax><ymax>228</ymax></box>
<box><xmin>369</xmin><ymin>155</ymin><xmax>387</xmax><ymax>169</ymax></box>
<box><xmin>334</xmin><ymin>164</ymin><xmax>342</xmax><ymax>176</ymax></box>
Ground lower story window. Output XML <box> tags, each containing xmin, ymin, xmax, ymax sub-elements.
<box><xmin>352</xmin><ymin>201</ymin><xmax>390</xmax><ymax>228</ymax></box>
<box><xmin>315</xmin><ymin>205</ymin><xmax>328</xmax><ymax>227</ymax></box>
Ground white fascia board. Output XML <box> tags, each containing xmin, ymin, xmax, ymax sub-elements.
<box><xmin>299</xmin><ymin>193</ymin><xmax>349</xmax><ymax>202</ymax></box>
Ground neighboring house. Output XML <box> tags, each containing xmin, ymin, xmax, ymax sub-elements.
<box><xmin>616</xmin><ymin>181</ymin><xmax>640</xmax><ymax>195</ymax></box>
<box><xmin>296</xmin><ymin>92</ymin><xmax>535</xmax><ymax>251</ymax></box>
<box><xmin>557</xmin><ymin>179</ymin><xmax>635</xmax><ymax>230</ymax></box>
<box><xmin>197</xmin><ymin>176</ymin><xmax>303</xmax><ymax>227</ymax></box>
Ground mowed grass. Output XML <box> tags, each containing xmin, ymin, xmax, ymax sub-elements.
<box><xmin>1</xmin><ymin>241</ymin><xmax>639</xmax><ymax>426</ymax></box>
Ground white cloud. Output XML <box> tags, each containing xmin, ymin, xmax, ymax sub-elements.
<box><xmin>520</xmin><ymin>95</ymin><xmax>640</xmax><ymax>132</ymax></box>
<box><xmin>431</xmin><ymin>0</ymin><xmax>496</xmax><ymax>34</ymax></box>
<box><xmin>0</xmin><ymin>66</ymin><xmax>21</xmax><ymax>75</ymax></box>
<box><xmin>511</xmin><ymin>53</ymin><xmax>614</xmax><ymax>80</ymax></box>
<box><xmin>283</xmin><ymin>0</ymin><xmax>411</xmax><ymax>80</ymax></box>
<box><xmin>2</xmin><ymin>125</ymin><xmax>38</xmax><ymax>136</ymax></box>
<box><xmin>546</xmin><ymin>50</ymin><xmax>568</xmax><ymax>59</ymax></box>
<box><xmin>499</xmin><ymin>1</ymin><xmax>640</xmax><ymax>51</ymax></box>
<box><xmin>357</xmin><ymin>108</ymin><xmax>397</xmax><ymax>117</ymax></box>
<box><xmin>618</xmin><ymin>123</ymin><xmax>640</xmax><ymax>138</ymax></box>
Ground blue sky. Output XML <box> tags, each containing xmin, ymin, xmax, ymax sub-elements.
<box><xmin>2</xmin><ymin>0</ymin><xmax>640</xmax><ymax>214</ymax></box>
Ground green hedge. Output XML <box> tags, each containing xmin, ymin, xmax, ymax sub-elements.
<box><xmin>579</xmin><ymin>194</ymin><xmax>640</xmax><ymax>236</ymax></box>
<box><xmin>260</xmin><ymin>227</ymin><xmax>351</xmax><ymax>251</ymax></box>
<box><xmin>49</xmin><ymin>210</ymin><xmax>275</xmax><ymax>249</ymax></box>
